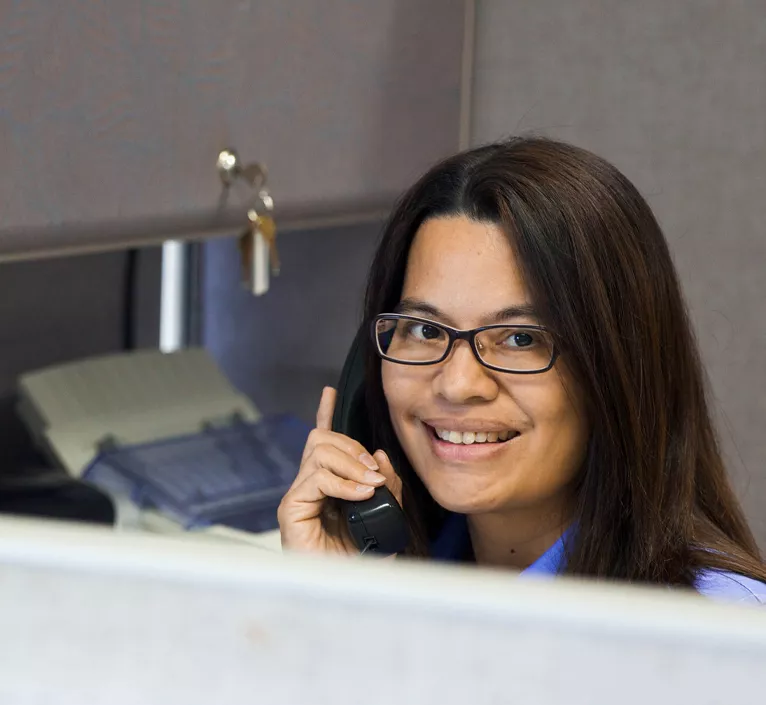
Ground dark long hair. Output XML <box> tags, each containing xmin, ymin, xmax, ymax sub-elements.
<box><xmin>362</xmin><ymin>136</ymin><xmax>766</xmax><ymax>586</ymax></box>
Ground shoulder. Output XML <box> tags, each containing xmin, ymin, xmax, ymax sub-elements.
<box><xmin>695</xmin><ymin>569</ymin><xmax>766</xmax><ymax>605</ymax></box>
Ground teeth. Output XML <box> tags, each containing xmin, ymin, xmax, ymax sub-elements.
<box><xmin>434</xmin><ymin>428</ymin><xmax>513</xmax><ymax>445</ymax></box>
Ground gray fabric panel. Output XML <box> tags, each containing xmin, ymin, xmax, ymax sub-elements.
<box><xmin>0</xmin><ymin>0</ymin><xmax>464</xmax><ymax>255</ymax></box>
<box><xmin>471</xmin><ymin>0</ymin><xmax>766</xmax><ymax>544</ymax></box>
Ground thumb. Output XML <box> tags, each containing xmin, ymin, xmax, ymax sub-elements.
<box><xmin>373</xmin><ymin>449</ymin><xmax>403</xmax><ymax>507</ymax></box>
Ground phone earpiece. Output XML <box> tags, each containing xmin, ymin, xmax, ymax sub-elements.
<box><xmin>340</xmin><ymin>484</ymin><xmax>410</xmax><ymax>555</ymax></box>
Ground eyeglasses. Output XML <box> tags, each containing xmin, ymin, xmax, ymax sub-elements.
<box><xmin>372</xmin><ymin>314</ymin><xmax>558</xmax><ymax>374</ymax></box>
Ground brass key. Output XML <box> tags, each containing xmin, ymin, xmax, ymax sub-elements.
<box><xmin>237</xmin><ymin>217</ymin><xmax>255</xmax><ymax>290</ymax></box>
<box><xmin>256</xmin><ymin>212</ymin><xmax>280</xmax><ymax>276</ymax></box>
<box><xmin>238</xmin><ymin>209</ymin><xmax>279</xmax><ymax>295</ymax></box>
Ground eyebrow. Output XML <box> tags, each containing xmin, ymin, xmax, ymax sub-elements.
<box><xmin>394</xmin><ymin>298</ymin><xmax>538</xmax><ymax>325</ymax></box>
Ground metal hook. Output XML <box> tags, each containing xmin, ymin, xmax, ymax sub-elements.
<box><xmin>216</xmin><ymin>148</ymin><xmax>272</xmax><ymax>212</ymax></box>
<box><xmin>216</xmin><ymin>148</ymin><xmax>268</xmax><ymax>191</ymax></box>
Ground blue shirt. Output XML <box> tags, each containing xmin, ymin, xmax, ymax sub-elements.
<box><xmin>431</xmin><ymin>513</ymin><xmax>766</xmax><ymax>605</ymax></box>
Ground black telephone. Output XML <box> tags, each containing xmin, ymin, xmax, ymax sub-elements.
<box><xmin>331</xmin><ymin>325</ymin><xmax>411</xmax><ymax>556</ymax></box>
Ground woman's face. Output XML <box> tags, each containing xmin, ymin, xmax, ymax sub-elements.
<box><xmin>381</xmin><ymin>216</ymin><xmax>590</xmax><ymax>516</ymax></box>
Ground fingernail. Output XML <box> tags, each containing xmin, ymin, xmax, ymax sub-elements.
<box><xmin>364</xmin><ymin>470</ymin><xmax>386</xmax><ymax>485</ymax></box>
<box><xmin>355</xmin><ymin>484</ymin><xmax>374</xmax><ymax>494</ymax></box>
<box><xmin>359</xmin><ymin>453</ymin><xmax>379</xmax><ymax>470</ymax></box>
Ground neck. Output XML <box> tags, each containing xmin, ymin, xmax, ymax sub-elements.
<box><xmin>467</xmin><ymin>496</ymin><xmax>572</xmax><ymax>570</ymax></box>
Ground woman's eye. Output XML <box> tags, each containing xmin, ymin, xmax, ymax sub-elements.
<box><xmin>408</xmin><ymin>323</ymin><xmax>442</xmax><ymax>341</ymax></box>
<box><xmin>503</xmin><ymin>331</ymin><xmax>536</xmax><ymax>348</ymax></box>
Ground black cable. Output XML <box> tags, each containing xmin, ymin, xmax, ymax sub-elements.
<box><xmin>122</xmin><ymin>248</ymin><xmax>139</xmax><ymax>350</ymax></box>
<box><xmin>184</xmin><ymin>241</ymin><xmax>204</xmax><ymax>347</ymax></box>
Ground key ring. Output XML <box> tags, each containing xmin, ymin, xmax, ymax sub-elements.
<box><xmin>217</xmin><ymin>148</ymin><xmax>279</xmax><ymax>295</ymax></box>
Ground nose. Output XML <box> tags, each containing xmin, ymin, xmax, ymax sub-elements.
<box><xmin>432</xmin><ymin>340</ymin><xmax>499</xmax><ymax>404</ymax></box>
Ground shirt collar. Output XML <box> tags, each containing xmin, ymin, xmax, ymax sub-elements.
<box><xmin>430</xmin><ymin>512</ymin><xmax>571</xmax><ymax>575</ymax></box>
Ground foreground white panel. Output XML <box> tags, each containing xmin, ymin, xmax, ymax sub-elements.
<box><xmin>0</xmin><ymin>517</ymin><xmax>764</xmax><ymax>704</ymax></box>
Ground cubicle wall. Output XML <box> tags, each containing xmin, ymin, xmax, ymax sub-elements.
<box><xmin>2</xmin><ymin>518</ymin><xmax>766</xmax><ymax>705</ymax></box>
<box><xmin>0</xmin><ymin>0</ymin><xmax>466</xmax><ymax>259</ymax></box>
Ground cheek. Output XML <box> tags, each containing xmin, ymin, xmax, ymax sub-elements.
<box><xmin>381</xmin><ymin>364</ymin><xmax>428</xmax><ymax>444</ymax></box>
<box><xmin>516</xmin><ymin>373</ymin><xmax>590</xmax><ymax>476</ymax></box>
<box><xmin>380</xmin><ymin>364</ymin><xmax>399</xmax><ymax>413</ymax></box>
<box><xmin>381</xmin><ymin>365</ymin><xmax>413</xmax><ymax>422</ymax></box>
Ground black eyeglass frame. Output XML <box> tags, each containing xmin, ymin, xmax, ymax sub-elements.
<box><xmin>371</xmin><ymin>314</ymin><xmax>559</xmax><ymax>375</ymax></box>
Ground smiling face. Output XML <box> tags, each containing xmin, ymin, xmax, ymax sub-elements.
<box><xmin>381</xmin><ymin>216</ymin><xmax>590</xmax><ymax>517</ymax></box>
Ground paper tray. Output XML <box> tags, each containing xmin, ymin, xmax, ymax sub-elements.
<box><xmin>83</xmin><ymin>414</ymin><xmax>310</xmax><ymax>532</ymax></box>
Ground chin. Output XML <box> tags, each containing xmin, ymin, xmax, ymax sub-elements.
<box><xmin>414</xmin><ymin>456</ymin><xmax>561</xmax><ymax>516</ymax></box>
<box><xmin>417</xmin><ymin>470</ymin><xmax>507</xmax><ymax>514</ymax></box>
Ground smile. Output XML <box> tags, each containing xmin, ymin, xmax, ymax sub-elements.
<box><xmin>421</xmin><ymin>421</ymin><xmax>519</xmax><ymax>463</ymax></box>
<box><xmin>421</xmin><ymin>419</ymin><xmax>521</xmax><ymax>448</ymax></box>
<box><xmin>432</xmin><ymin>427</ymin><xmax>518</xmax><ymax>445</ymax></box>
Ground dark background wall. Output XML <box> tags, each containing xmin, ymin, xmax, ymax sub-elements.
<box><xmin>203</xmin><ymin>221</ymin><xmax>382</xmax><ymax>423</ymax></box>
<box><xmin>0</xmin><ymin>249</ymin><xmax>161</xmax><ymax>468</ymax></box>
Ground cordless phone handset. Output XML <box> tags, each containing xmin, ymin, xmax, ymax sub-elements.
<box><xmin>331</xmin><ymin>325</ymin><xmax>410</xmax><ymax>556</ymax></box>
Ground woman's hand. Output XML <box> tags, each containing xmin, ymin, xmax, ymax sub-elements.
<box><xmin>278</xmin><ymin>387</ymin><xmax>403</xmax><ymax>554</ymax></box>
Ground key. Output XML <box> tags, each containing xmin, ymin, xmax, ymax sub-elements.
<box><xmin>257</xmin><ymin>212</ymin><xmax>280</xmax><ymax>276</ymax></box>
<box><xmin>238</xmin><ymin>209</ymin><xmax>271</xmax><ymax>296</ymax></box>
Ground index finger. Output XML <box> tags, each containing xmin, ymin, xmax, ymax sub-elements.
<box><xmin>316</xmin><ymin>386</ymin><xmax>337</xmax><ymax>431</ymax></box>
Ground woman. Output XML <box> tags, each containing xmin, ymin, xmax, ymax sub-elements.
<box><xmin>278</xmin><ymin>137</ymin><xmax>766</xmax><ymax>602</ymax></box>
